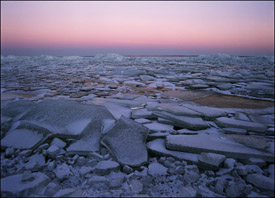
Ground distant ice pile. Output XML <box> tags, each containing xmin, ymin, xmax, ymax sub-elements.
<box><xmin>93</xmin><ymin>53</ymin><xmax>126</xmax><ymax>62</ymax></box>
<box><xmin>1</xmin><ymin>53</ymin><xmax>274</xmax><ymax>67</ymax></box>
<box><xmin>181</xmin><ymin>53</ymin><xmax>274</xmax><ymax>67</ymax></box>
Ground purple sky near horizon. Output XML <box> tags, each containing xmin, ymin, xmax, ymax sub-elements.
<box><xmin>1</xmin><ymin>1</ymin><xmax>274</xmax><ymax>56</ymax></box>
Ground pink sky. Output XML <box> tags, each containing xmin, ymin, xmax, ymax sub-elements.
<box><xmin>1</xmin><ymin>1</ymin><xmax>274</xmax><ymax>56</ymax></box>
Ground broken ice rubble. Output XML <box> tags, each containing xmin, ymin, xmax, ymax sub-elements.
<box><xmin>1</xmin><ymin>53</ymin><xmax>274</xmax><ymax>197</ymax></box>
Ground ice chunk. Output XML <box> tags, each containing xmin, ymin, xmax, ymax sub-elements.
<box><xmin>148</xmin><ymin>162</ymin><xmax>168</xmax><ymax>176</ymax></box>
<box><xmin>198</xmin><ymin>152</ymin><xmax>226</xmax><ymax>170</ymax></box>
<box><xmin>216</xmin><ymin>117</ymin><xmax>266</xmax><ymax>132</ymax></box>
<box><xmin>100</xmin><ymin>103</ymin><xmax>131</xmax><ymax>120</ymax></box>
<box><xmin>135</xmin><ymin>118</ymin><xmax>152</xmax><ymax>124</ymax></box>
<box><xmin>47</xmin><ymin>145</ymin><xmax>60</xmax><ymax>158</ymax></box>
<box><xmin>1</xmin><ymin>129</ymin><xmax>47</xmax><ymax>150</ymax></box>
<box><xmin>154</xmin><ymin>111</ymin><xmax>209</xmax><ymax>130</ymax></box>
<box><xmin>29</xmin><ymin>154</ymin><xmax>45</xmax><ymax>167</ymax></box>
<box><xmin>79</xmin><ymin>166</ymin><xmax>93</xmax><ymax>177</ymax></box>
<box><xmin>144</xmin><ymin>122</ymin><xmax>174</xmax><ymax>132</ymax></box>
<box><xmin>65</xmin><ymin>119</ymin><xmax>91</xmax><ymax>136</ymax></box>
<box><xmin>147</xmin><ymin>139</ymin><xmax>199</xmax><ymax>164</ymax></box>
<box><xmin>152</xmin><ymin>103</ymin><xmax>201</xmax><ymax>117</ymax></box>
<box><xmin>166</xmin><ymin>134</ymin><xmax>274</xmax><ymax>162</ymax></box>
<box><xmin>101</xmin><ymin>119</ymin><xmax>116</xmax><ymax>134</ymax></box>
<box><xmin>95</xmin><ymin>160</ymin><xmax>120</xmax><ymax>175</ymax></box>
<box><xmin>66</xmin><ymin>135</ymin><xmax>101</xmax><ymax>155</ymax></box>
<box><xmin>123</xmin><ymin>80</ymin><xmax>145</xmax><ymax>86</ymax></box>
<box><xmin>101</xmin><ymin>116</ymin><xmax>148</xmax><ymax>166</ymax></box>
<box><xmin>182</xmin><ymin>103</ymin><xmax>227</xmax><ymax>120</ymax></box>
<box><xmin>131</xmin><ymin>108</ymin><xmax>155</xmax><ymax>119</ymax></box>
<box><xmin>140</xmin><ymin>75</ymin><xmax>155</xmax><ymax>81</ymax></box>
<box><xmin>50</xmin><ymin>138</ymin><xmax>66</xmax><ymax>149</ymax></box>
<box><xmin>54</xmin><ymin>163</ymin><xmax>72</xmax><ymax>180</ymax></box>
<box><xmin>19</xmin><ymin>100</ymin><xmax>114</xmax><ymax>137</ymax></box>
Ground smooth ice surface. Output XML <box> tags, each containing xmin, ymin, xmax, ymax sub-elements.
<box><xmin>1</xmin><ymin>129</ymin><xmax>46</xmax><ymax>149</ymax></box>
<box><xmin>101</xmin><ymin>116</ymin><xmax>148</xmax><ymax>166</ymax></box>
<box><xmin>166</xmin><ymin>134</ymin><xmax>274</xmax><ymax>162</ymax></box>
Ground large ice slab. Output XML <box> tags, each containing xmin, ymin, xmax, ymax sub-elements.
<box><xmin>215</xmin><ymin>117</ymin><xmax>266</xmax><ymax>132</ymax></box>
<box><xmin>101</xmin><ymin>116</ymin><xmax>149</xmax><ymax>166</ymax></box>
<box><xmin>100</xmin><ymin>103</ymin><xmax>131</xmax><ymax>120</ymax></box>
<box><xmin>1</xmin><ymin>172</ymin><xmax>49</xmax><ymax>196</ymax></box>
<box><xmin>1</xmin><ymin>128</ymin><xmax>48</xmax><ymax>150</ymax></box>
<box><xmin>182</xmin><ymin>104</ymin><xmax>227</xmax><ymax>120</ymax></box>
<box><xmin>19</xmin><ymin>100</ymin><xmax>114</xmax><ymax>138</ymax></box>
<box><xmin>66</xmin><ymin>135</ymin><xmax>102</xmax><ymax>155</ymax></box>
<box><xmin>166</xmin><ymin>134</ymin><xmax>274</xmax><ymax>162</ymax></box>
<box><xmin>154</xmin><ymin>111</ymin><xmax>209</xmax><ymax>130</ymax></box>
<box><xmin>144</xmin><ymin>122</ymin><xmax>174</xmax><ymax>132</ymax></box>
<box><xmin>147</xmin><ymin>139</ymin><xmax>199</xmax><ymax>164</ymax></box>
<box><xmin>150</xmin><ymin>103</ymin><xmax>201</xmax><ymax>117</ymax></box>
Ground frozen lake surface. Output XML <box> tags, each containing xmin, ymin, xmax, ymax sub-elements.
<box><xmin>1</xmin><ymin>53</ymin><xmax>274</xmax><ymax>197</ymax></box>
